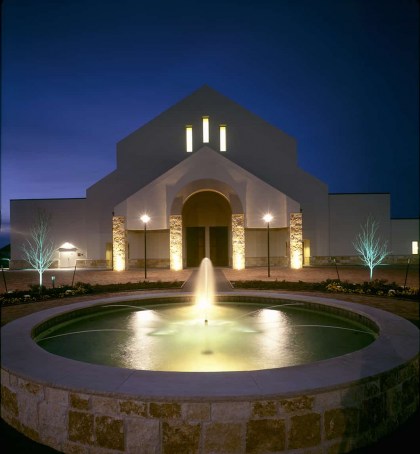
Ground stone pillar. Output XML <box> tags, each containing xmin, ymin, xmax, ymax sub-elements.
<box><xmin>232</xmin><ymin>214</ymin><xmax>245</xmax><ymax>270</ymax></box>
<box><xmin>112</xmin><ymin>216</ymin><xmax>127</xmax><ymax>271</ymax></box>
<box><xmin>170</xmin><ymin>215</ymin><xmax>183</xmax><ymax>270</ymax></box>
<box><xmin>290</xmin><ymin>212</ymin><xmax>303</xmax><ymax>269</ymax></box>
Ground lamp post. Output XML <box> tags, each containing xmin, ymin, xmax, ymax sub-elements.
<box><xmin>140</xmin><ymin>214</ymin><xmax>150</xmax><ymax>279</ymax></box>
<box><xmin>263</xmin><ymin>213</ymin><xmax>273</xmax><ymax>277</ymax></box>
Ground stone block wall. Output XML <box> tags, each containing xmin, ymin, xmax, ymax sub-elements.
<box><xmin>1</xmin><ymin>357</ymin><xmax>418</xmax><ymax>454</ymax></box>
<box><xmin>8</xmin><ymin>260</ymin><xmax>59</xmax><ymax>270</ymax></box>
<box><xmin>310</xmin><ymin>255</ymin><xmax>419</xmax><ymax>266</ymax></box>
<box><xmin>74</xmin><ymin>259</ymin><xmax>111</xmax><ymax>269</ymax></box>
<box><xmin>127</xmin><ymin>259</ymin><xmax>170</xmax><ymax>269</ymax></box>
<box><xmin>245</xmin><ymin>256</ymin><xmax>289</xmax><ymax>267</ymax></box>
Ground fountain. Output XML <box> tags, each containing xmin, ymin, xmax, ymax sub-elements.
<box><xmin>195</xmin><ymin>257</ymin><xmax>215</xmax><ymax>325</ymax></box>
<box><xmin>31</xmin><ymin>258</ymin><xmax>378</xmax><ymax>372</ymax></box>
<box><xmin>1</xmin><ymin>258</ymin><xmax>418</xmax><ymax>453</ymax></box>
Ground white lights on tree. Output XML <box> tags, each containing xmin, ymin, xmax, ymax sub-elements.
<box><xmin>353</xmin><ymin>215</ymin><xmax>390</xmax><ymax>280</ymax></box>
<box><xmin>21</xmin><ymin>209</ymin><xmax>55</xmax><ymax>288</ymax></box>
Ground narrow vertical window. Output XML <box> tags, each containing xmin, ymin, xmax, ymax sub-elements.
<box><xmin>412</xmin><ymin>241</ymin><xmax>419</xmax><ymax>255</ymax></box>
<box><xmin>219</xmin><ymin>125</ymin><xmax>226</xmax><ymax>152</ymax></box>
<box><xmin>186</xmin><ymin>126</ymin><xmax>193</xmax><ymax>152</ymax></box>
<box><xmin>202</xmin><ymin>116</ymin><xmax>209</xmax><ymax>143</ymax></box>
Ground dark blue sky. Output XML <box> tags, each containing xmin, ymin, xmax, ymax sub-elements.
<box><xmin>1</xmin><ymin>0</ymin><xmax>419</xmax><ymax>247</ymax></box>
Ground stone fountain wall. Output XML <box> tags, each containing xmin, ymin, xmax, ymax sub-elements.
<box><xmin>1</xmin><ymin>357</ymin><xmax>418</xmax><ymax>454</ymax></box>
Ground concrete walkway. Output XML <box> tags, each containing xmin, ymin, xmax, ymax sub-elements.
<box><xmin>1</xmin><ymin>265</ymin><xmax>419</xmax><ymax>328</ymax></box>
<box><xmin>1</xmin><ymin>264</ymin><xmax>418</xmax><ymax>294</ymax></box>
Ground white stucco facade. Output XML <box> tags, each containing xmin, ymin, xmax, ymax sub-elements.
<box><xmin>9</xmin><ymin>86</ymin><xmax>419</xmax><ymax>269</ymax></box>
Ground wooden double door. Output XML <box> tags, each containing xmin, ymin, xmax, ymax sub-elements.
<box><xmin>186</xmin><ymin>226</ymin><xmax>228</xmax><ymax>267</ymax></box>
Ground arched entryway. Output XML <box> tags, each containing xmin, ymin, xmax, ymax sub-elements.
<box><xmin>182</xmin><ymin>191</ymin><xmax>231</xmax><ymax>267</ymax></box>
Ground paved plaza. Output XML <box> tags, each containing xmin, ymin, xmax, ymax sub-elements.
<box><xmin>1</xmin><ymin>264</ymin><xmax>418</xmax><ymax>293</ymax></box>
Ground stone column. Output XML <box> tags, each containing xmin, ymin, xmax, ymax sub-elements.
<box><xmin>170</xmin><ymin>215</ymin><xmax>183</xmax><ymax>270</ymax></box>
<box><xmin>232</xmin><ymin>214</ymin><xmax>245</xmax><ymax>270</ymax></box>
<box><xmin>112</xmin><ymin>216</ymin><xmax>127</xmax><ymax>271</ymax></box>
<box><xmin>290</xmin><ymin>212</ymin><xmax>303</xmax><ymax>269</ymax></box>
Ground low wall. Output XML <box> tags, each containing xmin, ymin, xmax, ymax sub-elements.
<box><xmin>128</xmin><ymin>259</ymin><xmax>170</xmax><ymax>269</ymax></box>
<box><xmin>8</xmin><ymin>255</ymin><xmax>418</xmax><ymax>270</ymax></box>
<box><xmin>310</xmin><ymin>255</ymin><xmax>419</xmax><ymax>266</ymax></box>
<box><xmin>245</xmin><ymin>256</ymin><xmax>289</xmax><ymax>267</ymax></box>
<box><xmin>2</xmin><ymin>359</ymin><xmax>418</xmax><ymax>454</ymax></box>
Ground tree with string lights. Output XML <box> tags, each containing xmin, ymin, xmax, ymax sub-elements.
<box><xmin>353</xmin><ymin>215</ymin><xmax>390</xmax><ymax>281</ymax></box>
<box><xmin>22</xmin><ymin>210</ymin><xmax>56</xmax><ymax>290</ymax></box>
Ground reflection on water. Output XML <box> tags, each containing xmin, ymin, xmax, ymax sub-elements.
<box><xmin>36</xmin><ymin>302</ymin><xmax>376</xmax><ymax>372</ymax></box>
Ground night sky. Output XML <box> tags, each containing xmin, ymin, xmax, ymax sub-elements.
<box><xmin>1</xmin><ymin>0</ymin><xmax>419</xmax><ymax>247</ymax></box>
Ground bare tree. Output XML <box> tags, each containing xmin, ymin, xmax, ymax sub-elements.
<box><xmin>22</xmin><ymin>210</ymin><xmax>56</xmax><ymax>288</ymax></box>
<box><xmin>353</xmin><ymin>215</ymin><xmax>390</xmax><ymax>280</ymax></box>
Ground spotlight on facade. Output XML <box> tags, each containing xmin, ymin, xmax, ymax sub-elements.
<box><xmin>290</xmin><ymin>212</ymin><xmax>303</xmax><ymax>270</ymax></box>
<box><xmin>233</xmin><ymin>252</ymin><xmax>245</xmax><ymax>271</ymax></box>
<box><xmin>263</xmin><ymin>214</ymin><xmax>273</xmax><ymax>277</ymax></box>
<box><xmin>232</xmin><ymin>214</ymin><xmax>245</xmax><ymax>270</ymax></box>
<box><xmin>140</xmin><ymin>215</ymin><xmax>150</xmax><ymax>279</ymax></box>
<box><xmin>113</xmin><ymin>216</ymin><xmax>126</xmax><ymax>271</ymax></box>
<box><xmin>169</xmin><ymin>215</ymin><xmax>183</xmax><ymax>271</ymax></box>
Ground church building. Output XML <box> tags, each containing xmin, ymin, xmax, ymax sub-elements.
<box><xmin>10</xmin><ymin>86</ymin><xmax>419</xmax><ymax>270</ymax></box>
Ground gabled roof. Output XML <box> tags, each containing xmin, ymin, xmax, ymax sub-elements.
<box><xmin>114</xmin><ymin>145</ymin><xmax>300</xmax><ymax>230</ymax></box>
<box><xmin>114</xmin><ymin>84</ymin><xmax>299</xmax><ymax>189</ymax></box>
<box><xmin>87</xmin><ymin>86</ymin><xmax>328</xmax><ymax>227</ymax></box>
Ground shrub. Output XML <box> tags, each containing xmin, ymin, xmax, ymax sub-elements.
<box><xmin>0</xmin><ymin>280</ymin><xmax>183</xmax><ymax>307</ymax></box>
<box><xmin>1</xmin><ymin>277</ymin><xmax>417</xmax><ymax>308</ymax></box>
<box><xmin>231</xmin><ymin>278</ymin><xmax>419</xmax><ymax>300</ymax></box>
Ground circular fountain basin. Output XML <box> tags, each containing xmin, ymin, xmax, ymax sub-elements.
<box><xmin>34</xmin><ymin>298</ymin><xmax>376</xmax><ymax>372</ymax></box>
<box><xmin>1</xmin><ymin>292</ymin><xmax>419</xmax><ymax>454</ymax></box>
